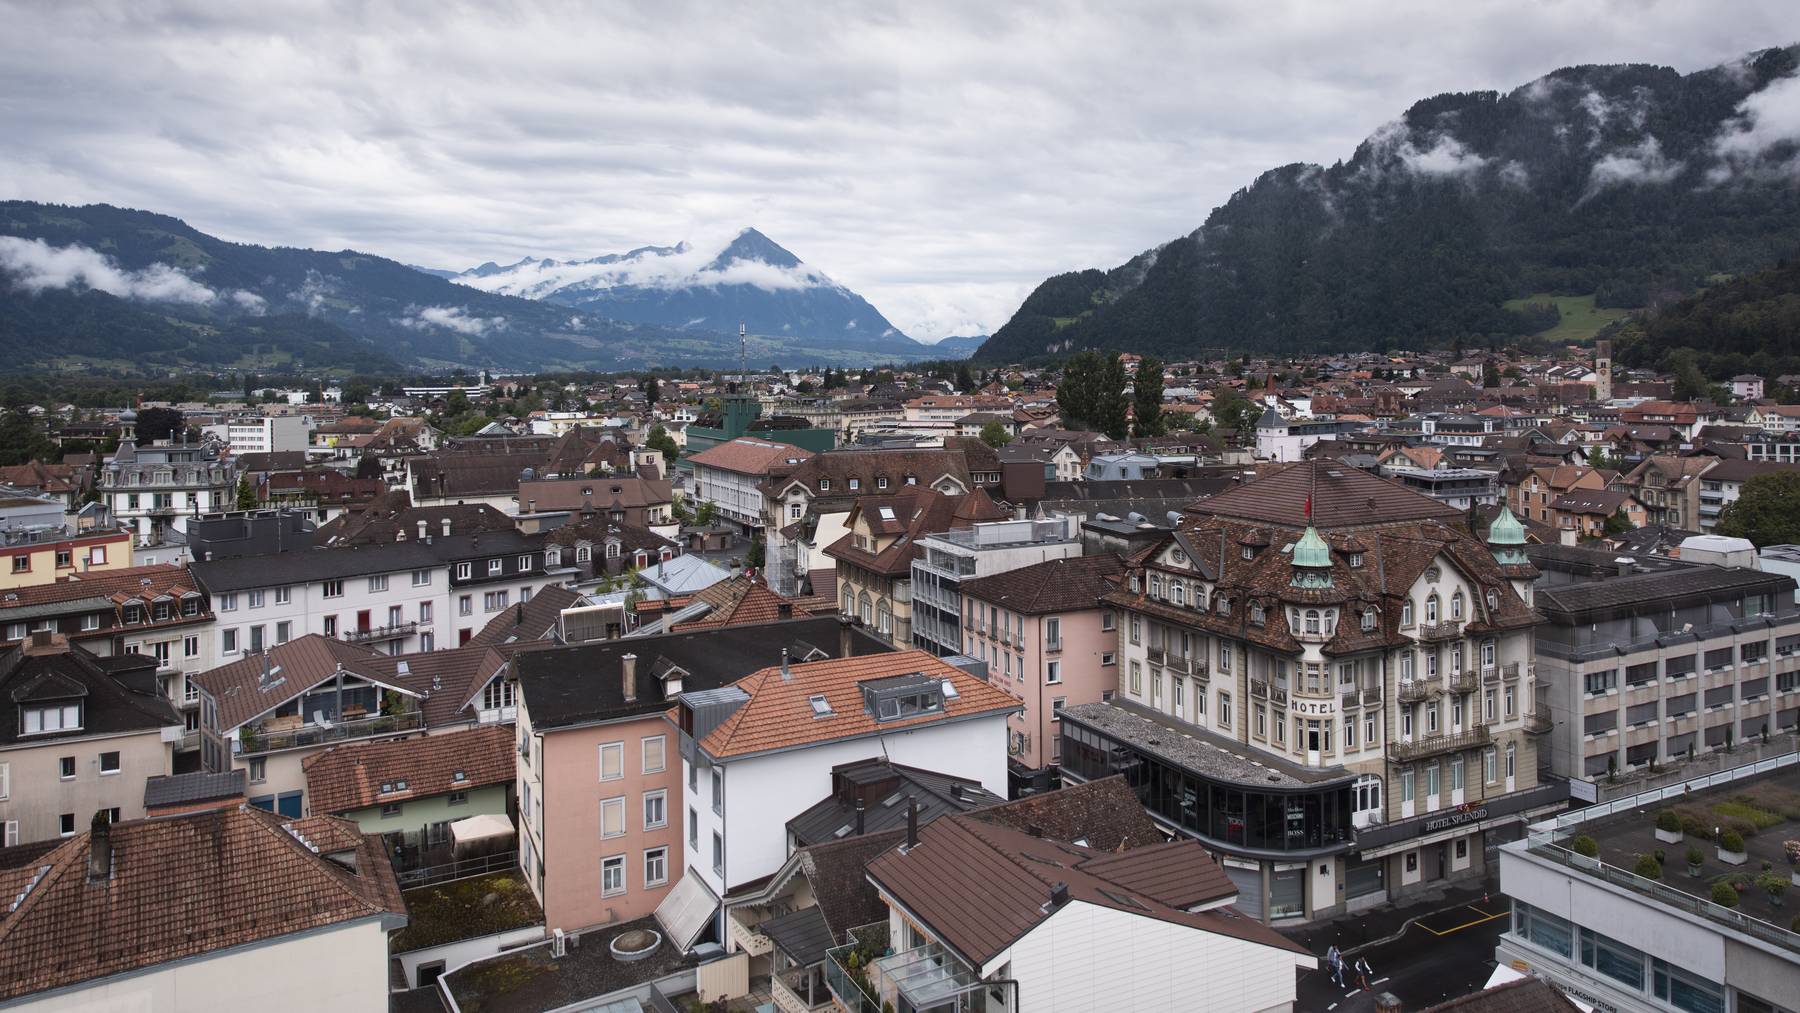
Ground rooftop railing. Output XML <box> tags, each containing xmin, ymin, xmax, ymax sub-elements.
<box><xmin>237</xmin><ymin>709</ymin><xmax>423</xmax><ymax>755</ymax></box>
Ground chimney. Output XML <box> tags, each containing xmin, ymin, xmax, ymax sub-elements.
<box><xmin>1048</xmin><ymin>881</ymin><xmax>1069</xmax><ymax>910</ymax></box>
<box><xmin>777</xmin><ymin>601</ymin><xmax>793</xmax><ymax>619</ymax></box>
<box><xmin>418</xmin><ymin>519</ymin><xmax>428</xmax><ymax>540</ymax></box>
<box><xmin>88</xmin><ymin>811</ymin><xmax>113</xmax><ymax>881</ymax></box>
<box><xmin>1375</xmin><ymin>994</ymin><xmax>1402</xmax><ymax>1013</ymax></box>
<box><xmin>1025</xmin><ymin>822</ymin><xmax>1044</xmax><ymax>838</ymax></box>
<box><xmin>838</xmin><ymin>615</ymin><xmax>854</xmax><ymax>658</ymax></box>
<box><xmin>621</xmin><ymin>653</ymin><xmax>637</xmax><ymax>703</ymax></box>
<box><xmin>904</xmin><ymin>795</ymin><xmax>918</xmax><ymax>849</ymax></box>
<box><xmin>779</xmin><ymin>648</ymin><xmax>791</xmax><ymax>681</ymax></box>
<box><xmin>854</xmin><ymin>798</ymin><xmax>865</xmax><ymax>836</ymax></box>
<box><xmin>442</xmin><ymin>518</ymin><xmax>451</xmax><ymax>537</ymax></box>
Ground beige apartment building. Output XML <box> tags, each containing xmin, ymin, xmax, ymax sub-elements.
<box><xmin>0</xmin><ymin>633</ymin><xmax>180</xmax><ymax>846</ymax></box>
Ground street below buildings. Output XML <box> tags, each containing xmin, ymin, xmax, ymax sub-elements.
<box><xmin>1287</xmin><ymin>879</ymin><xmax>1510</xmax><ymax>1012</ymax></box>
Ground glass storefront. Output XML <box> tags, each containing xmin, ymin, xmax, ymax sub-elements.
<box><xmin>1061</xmin><ymin>719</ymin><xmax>1354</xmax><ymax>854</ymax></box>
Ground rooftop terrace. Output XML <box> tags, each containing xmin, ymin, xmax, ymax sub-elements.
<box><xmin>390</xmin><ymin>871</ymin><xmax>544</xmax><ymax>954</ymax></box>
<box><xmin>1524</xmin><ymin>755</ymin><xmax>1800</xmax><ymax>953</ymax></box>
<box><xmin>442</xmin><ymin>915</ymin><xmax>700</xmax><ymax>1013</ymax></box>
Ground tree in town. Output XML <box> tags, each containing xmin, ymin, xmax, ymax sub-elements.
<box><xmin>979</xmin><ymin>421</ymin><xmax>1013</xmax><ymax>449</ymax></box>
<box><xmin>747</xmin><ymin>534</ymin><xmax>765</xmax><ymax>570</ymax></box>
<box><xmin>642</xmin><ymin>376</ymin><xmax>660</xmax><ymax>405</ymax></box>
<box><xmin>1482</xmin><ymin>359</ymin><xmax>1501</xmax><ymax>389</ymax></box>
<box><xmin>234</xmin><ymin>474</ymin><xmax>258</xmax><ymax>511</ymax></box>
<box><xmin>1133</xmin><ymin>356</ymin><xmax>1165</xmax><ymax>437</ymax></box>
<box><xmin>1095</xmin><ymin>353</ymin><xmax>1130</xmax><ymax>439</ymax></box>
<box><xmin>1717</xmin><ymin>472</ymin><xmax>1800</xmax><ymax>547</ymax></box>
<box><xmin>644</xmin><ymin>425</ymin><xmax>681</xmax><ymax>462</ymax></box>
<box><xmin>956</xmin><ymin>362</ymin><xmax>977</xmax><ymax>393</ymax></box>
<box><xmin>0</xmin><ymin>406</ymin><xmax>52</xmax><ymax>466</ymax></box>
<box><xmin>134</xmin><ymin>406</ymin><xmax>183</xmax><ymax>444</ymax></box>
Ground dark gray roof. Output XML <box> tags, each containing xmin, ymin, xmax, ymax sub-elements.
<box><xmin>191</xmin><ymin>542</ymin><xmax>443</xmax><ymax>592</ymax></box>
<box><xmin>515</xmin><ymin>617</ymin><xmax>891</xmax><ymax>730</ymax></box>
<box><xmin>0</xmin><ymin>641</ymin><xmax>179</xmax><ymax>748</ymax></box>
<box><xmin>786</xmin><ymin>759</ymin><xmax>1002</xmax><ymax>847</ymax></box>
<box><xmin>144</xmin><ymin>770</ymin><xmax>247</xmax><ymax>808</ymax></box>
<box><xmin>1537</xmin><ymin>566</ymin><xmax>1794</xmax><ymax>617</ymax></box>
<box><xmin>1059</xmin><ymin>700</ymin><xmax>1354</xmax><ymax>788</ymax></box>
<box><xmin>760</xmin><ymin>905</ymin><xmax>834</xmax><ymax>966</ymax></box>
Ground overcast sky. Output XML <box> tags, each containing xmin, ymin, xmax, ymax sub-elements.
<box><xmin>0</xmin><ymin>2</ymin><xmax>1793</xmax><ymax>342</ymax></box>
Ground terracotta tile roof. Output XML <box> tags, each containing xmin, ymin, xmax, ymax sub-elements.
<box><xmin>692</xmin><ymin>650</ymin><xmax>1021</xmax><ymax>760</ymax></box>
<box><xmin>0</xmin><ymin>563</ymin><xmax>200</xmax><ymax>610</ymax></box>
<box><xmin>519</xmin><ymin>476</ymin><xmax>672</xmax><ymax>513</ymax></box>
<box><xmin>0</xmin><ymin>807</ymin><xmax>403</xmax><ymax>1002</ymax></box>
<box><xmin>1193</xmin><ymin>460</ymin><xmax>1464</xmax><ymax>527</ymax></box>
<box><xmin>764</xmin><ymin>448</ymin><xmax>973</xmax><ymax>500</ymax></box>
<box><xmin>671</xmin><ymin>574</ymin><xmax>822</xmax><ymax>631</ymax></box>
<box><xmin>824</xmin><ymin>488</ymin><xmax>1006</xmax><ymax>577</ymax></box>
<box><xmin>191</xmin><ymin>634</ymin><xmax>389</xmax><ymax>731</ymax></box>
<box><xmin>865</xmin><ymin>814</ymin><xmax>1308</xmax><ymax>969</ymax></box>
<box><xmin>303</xmin><ymin>724</ymin><xmax>515</xmax><ymax>814</ymax></box>
<box><xmin>961</xmin><ymin>554</ymin><xmax>1124</xmax><ymax>615</ymax></box>
<box><xmin>965</xmin><ymin>775</ymin><xmax>1162</xmax><ymax>853</ymax></box>
<box><xmin>687</xmin><ymin>437</ymin><xmax>814</xmax><ymax>476</ymax></box>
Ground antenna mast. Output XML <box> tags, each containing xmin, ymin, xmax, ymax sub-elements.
<box><xmin>739</xmin><ymin>321</ymin><xmax>747</xmax><ymax>389</ymax></box>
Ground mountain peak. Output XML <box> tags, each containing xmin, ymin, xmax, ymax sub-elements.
<box><xmin>709</xmin><ymin>227</ymin><xmax>802</xmax><ymax>270</ymax></box>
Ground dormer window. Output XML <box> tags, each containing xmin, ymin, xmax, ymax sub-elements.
<box><xmin>546</xmin><ymin>548</ymin><xmax>562</xmax><ymax>567</ymax></box>
<box><xmin>1171</xmin><ymin>583</ymin><xmax>1185</xmax><ymax>606</ymax></box>
<box><xmin>877</xmin><ymin>477</ymin><xmax>889</xmax><ymax>490</ymax></box>
<box><xmin>575</xmin><ymin>545</ymin><xmax>592</xmax><ymax>563</ymax></box>
<box><xmin>1402</xmin><ymin>600</ymin><xmax>1414</xmax><ymax>627</ymax></box>
<box><xmin>1250</xmin><ymin>604</ymin><xmax>1265</xmax><ymax>626</ymax></box>
<box><xmin>22</xmin><ymin>703</ymin><xmax>81</xmax><ymax>734</ymax></box>
<box><xmin>1149</xmin><ymin>575</ymin><xmax>1162</xmax><ymax>599</ymax></box>
<box><xmin>1304</xmin><ymin>610</ymin><xmax>1321</xmax><ymax>634</ymax></box>
<box><xmin>1349</xmin><ymin>553</ymin><xmax>1364</xmax><ymax>568</ymax></box>
<box><xmin>1451</xmin><ymin>593</ymin><xmax>1464</xmax><ymax>620</ymax></box>
<box><xmin>848</xmin><ymin>478</ymin><xmax>860</xmax><ymax>491</ymax></box>
<box><xmin>1216</xmin><ymin>597</ymin><xmax>1230</xmax><ymax>616</ymax></box>
<box><xmin>1361</xmin><ymin>610</ymin><xmax>1376</xmax><ymax>632</ymax></box>
<box><xmin>1486</xmin><ymin>589</ymin><xmax>1499</xmax><ymax>611</ymax></box>
<box><xmin>1241</xmin><ymin>546</ymin><xmax>1254</xmax><ymax>560</ymax></box>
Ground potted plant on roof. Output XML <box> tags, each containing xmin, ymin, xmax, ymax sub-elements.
<box><xmin>1757</xmin><ymin>871</ymin><xmax>1789</xmax><ymax>909</ymax></box>
<box><xmin>1686</xmin><ymin>847</ymin><xmax>1705</xmax><ymax>878</ymax></box>
<box><xmin>1719</xmin><ymin>829</ymin><xmax>1748</xmax><ymax>867</ymax></box>
<box><xmin>1655</xmin><ymin>810</ymin><xmax>1683</xmax><ymax>845</ymax></box>
<box><xmin>1711</xmin><ymin>880</ymin><xmax>1740</xmax><ymax>909</ymax></box>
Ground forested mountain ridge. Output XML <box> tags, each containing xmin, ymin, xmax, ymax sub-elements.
<box><xmin>976</xmin><ymin>46</ymin><xmax>1800</xmax><ymax>363</ymax></box>
<box><xmin>0</xmin><ymin>204</ymin><xmax>930</xmax><ymax>372</ymax></box>
<box><xmin>1613</xmin><ymin>255</ymin><xmax>1800</xmax><ymax>379</ymax></box>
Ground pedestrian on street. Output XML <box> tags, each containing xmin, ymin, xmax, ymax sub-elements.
<box><xmin>1329</xmin><ymin>948</ymin><xmax>1346</xmax><ymax>988</ymax></box>
<box><xmin>1356</xmin><ymin>956</ymin><xmax>1373</xmax><ymax>991</ymax></box>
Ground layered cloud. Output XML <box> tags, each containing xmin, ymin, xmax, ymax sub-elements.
<box><xmin>1589</xmin><ymin>136</ymin><xmax>1684</xmax><ymax>189</ymax></box>
<box><xmin>1709</xmin><ymin>71</ymin><xmax>1800</xmax><ymax>181</ymax></box>
<box><xmin>453</xmin><ymin>231</ymin><xmax>836</xmax><ymax>300</ymax></box>
<box><xmin>398</xmin><ymin>305</ymin><xmax>506</xmax><ymax>336</ymax></box>
<box><xmin>0</xmin><ymin>3</ymin><xmax>1790</xmax><ymax>339</ymax></box>
<box><xmin>0</xmin><ymin>236</ymin><xmax>272</xmax><ymax>309</ymax></box>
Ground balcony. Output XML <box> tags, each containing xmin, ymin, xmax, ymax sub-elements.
<box><xmin>1044</xmin><ymin>639</ymin><xmax>1062</xmax><ymax>654</ymax></box>
<box><xmin>343</xmin><ymin>620</ymin><xmax>420</xmax><ymax>643</ymax></box>
<box><xmin>1397</xmin><ymin>679</ymin><xmax>1434</xmax><ymax>704</ymax></box>
<box><xmin>1449</xmin><ymin>670</ymin><xmax>1480</xmax><ymax>694</ymax></box>
<box><xmin>1482</xmin><ymin>664</ymin><xmax>1501</xmax><ymax>685</ymax></box>
<box><xmin>235</xmin><ymin>708</ymin><xmax>424</xmax><ymax>756</ymax></box>
<box><xmin>772</xmin><ymin>965</ymin><xmax>832</xmax><ymax>1012</ymax></box>
<box><xmin>1504</xmin><ymin>661</ymin><xmax>1526</xmax><ymax>681</ymax></box>
<box><xmin>824</xmin><ymin>923</ymin><xmax>890</xmax><ymax>1013</ymax></box>
<box><xmin>1524</xmin><ymin>701</ymin><xmax>1553</xmax><ymax>735</ymax></box>
<box><xmin>1389</xmin><ymin>722</ymin><xmax>1492</xmax><ymax>763</ymax></box>
<box><xmin>1419</xmin><ymin>620</ymin><xmax>1462</xmax><ymax>642</ymax></box>
<box><xmin>726</xmin><ymin>911</ymin><xmax>773</xmax><ymax>957</ymax></box>
<box><xmin>1250</xmin><ymin>678</ymin><xmax>1269</xmax><ymax>699</ymax></box>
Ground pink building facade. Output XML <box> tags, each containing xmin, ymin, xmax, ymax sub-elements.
<box><xmin>960</xmin><ymin>554</ymin><xmax>1124</xmax><ymax>794</ymax></box>
<box><xmin>518</xmin><ymin>703</ymin><xmax>683</xmax><ymax>933</ymax></box>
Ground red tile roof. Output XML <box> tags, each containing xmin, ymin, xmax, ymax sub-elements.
<box><xmin>0</xmin><ymin>808</ymin><xmax>403</xmax><ymax>1002</ymax></box>
<box><xmin>687</xmin><ymin>437</ymin><xmax>814</xmax><ymax>476</ymax></box>
<box><xmin>692</xmin><ymin>650</ymin><xmax>1020</xmax><ymax>760</ymax></box>
<box><xmin>865</xmin><ymin>814</ymin><xmax>1308</xmax><ymax>969</ymax></box>
<box><xmin>303</xmin><ymin>724</ymin><xmax>515</xmax><ymax>814</ymax></box>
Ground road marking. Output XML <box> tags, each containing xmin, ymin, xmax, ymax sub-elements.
<box><xmin>1373</xmin><ymin>978</ymin><xmax>1390</xmax><ymax>986</ymax></box>
<box><xmin>1327</xmin><ymin>1004</ymin><xmax>1337</xmax><ymax>1010</ymax></box>
<box><xmin>1418</xmin><ymin>905</ymin><xmax>1509</xmax><ymax>936</ymax></box>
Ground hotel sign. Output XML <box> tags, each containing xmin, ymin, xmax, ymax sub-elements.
<box><xmin>1423</xmin><ymin>804</ymin><xmax>1489</xmax><ymax>833</ymax></box>
<box><xmin>1290</xmin><ymin>699</ymin><xmax>1337</xmax><ymax>717</ymax></box>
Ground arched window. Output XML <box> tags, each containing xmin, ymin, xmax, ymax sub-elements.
<box><xmin>606</xmin><ymin>542</ymin><xmax>621</xmax><ymax>559</ymax></box>
<box><xmin>1172</xmin><ymin>583</ymin><xmax>1185</xmax><ymax>606</ymax></box>
<box><xmin>1485</xmin><ymin>588</ymin><xmax>1499</xmax><ymax>612</ymax></box>
<box><xmin>545</xmin><ymin>547</ymin><xmax>562</xmax><ymax>567</ymax></box>
<box><xmin>876</xmin><ymin>599</ymin><xmax>891</xmax><ymax>634</ymax></box>
<box><xmin>1401</xmin><ymin>599</ymin><xmax>1414</xmax><ymax>626</ymax></box>
<box><xmin>1361</xmin><ymin>610</ymin><xmax>1376</xmax><ymax>632</ymax></box>
<box><xmin>575</xmin><ymin>545</ymin><xmax>592</xmax><ymax>563</ymax></box>
<box><xmin>858</xmin><ymin>592</ymin><xmax>872</xmax><ymax>625</ymax></box>
<box><xmin>1482</xmin><ymin>639</ymin><xmax>1496</xmax><ymax>668</ymax></box>
<box><xmin>1216</xmin><ymin>597</ymin><xmax>1231</xmax><ymax>616</ymax></box>
<box><xmin>1250</xmin><ymin>603</ymin><xmax>1266</xmax><ymax>626</ymax></box>
<box><xmin>1304</xmin><ymin>610</ymin><xmax>1321</xmax><ymax>634</ymax></box>
<box><xmin>1425</xmin><ymin>595</ymin><xmax>1440</xmax><ymax>624</ymax></box>
<box><xmin>1451</xmin><ymin>593</ymin><xmax>1464</xmax><ymax>620</ymax></box>
<box><xmin>842</xmin><ymin>587</ymin><xmax>854</xmax><ymax>615</ymax></box>
<box><xmin>1400</xmin><ymin>651</ymin><xmax>1414</xmax><ymax>680</ymax></box>
<box><xmin>1150</xmin><ymin>574</ymin><xmax>1162</xmax><ymax>599</ymax></box>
